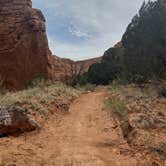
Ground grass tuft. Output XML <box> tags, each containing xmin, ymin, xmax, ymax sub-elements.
<box><xmin>0</xmin><ymin>164</ymin><xmax>5</xmax><ymax>166</ymax></box>
<box><xmin>105</xmin><ymin>97</ymin><xmax>127</xmax><ymax>118</ymax></box>
<box><xmin>75</xmin><ymin>83</ymin><xmax>96</xmax><ymax>92</ymax></box>
<box><xmin>0</xmin><ymin>83</ymin><xmax>80</xmax><ymax>115</ymax></box>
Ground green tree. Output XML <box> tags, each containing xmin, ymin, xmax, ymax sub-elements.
<box><xmin>122</xmin><ymin>0</ymin><xmax>166</xmax><ymax>79</ymax></box>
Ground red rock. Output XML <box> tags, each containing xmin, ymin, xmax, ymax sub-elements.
<box><xmin>52</xmin><ymin>56</ymin><xmax>102</xmax><ymax>82</ymax></box>
<box><xmin>0</xmin><ymin>106</ymin><xmax>38</xmax><ymax>135</ymax></box>
<box><xmin>0</xmin><ymin>0</ymin><xmax>52</xmax><ymax>90</ymax></box>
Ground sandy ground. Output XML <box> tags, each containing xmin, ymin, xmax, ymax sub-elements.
<box><xmin>0</xmin><ymin>90</ymin><xmax>138</xmax><ymax>166</ymax></box>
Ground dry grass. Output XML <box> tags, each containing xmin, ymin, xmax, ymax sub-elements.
<box><xmin>0</xmin><ymin>83</ymin><xmax>80</xmax><ymax>115</ymax></box>
<box><xmin>107</xmin><ymin>83</ymin><xmax>166</xmax><ymax>164</ymax></box>
<box><xmin>106</xmin><ymin>84</ymin><xmax>160</xmax><ymax>119</ymax></box>
<box><xmin>109</xmin><ymin>84</ymin><xmax>159</xmax><ymax>99</ymax></box>
<box><xmin>105</xmin><ymin>96</ymin><xmax>127</xmax><ymax>118</ymax></box>
<box><xmin>75</xmin><ymin>83</ymin><xmax>96</xmax><ymax>92</ymax></box>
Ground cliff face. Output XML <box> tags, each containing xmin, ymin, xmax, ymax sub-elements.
<box><xmin>0</xmin><ymin>0</ymin><xmax>52</xmax><ymax>90</ymax></box>
<box><xmin>51</xmin><ymin>57</ymin><xmax>74</xmax><ymax>82</ymax></box>
<box><xmin>52</xmin><ymin>56</ymin><xmax>102</xmax><ymax>82</ymax></box>
<box><xmin>75</xmin><ymin>57</ymin><xmax>102</xmax><ymax>75</ymax></box>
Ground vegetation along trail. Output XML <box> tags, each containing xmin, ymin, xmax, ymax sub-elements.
<box><xmin>0</xmin><ymin>89</ymin><xmax>138</xmax><ymax>166</ymax></box>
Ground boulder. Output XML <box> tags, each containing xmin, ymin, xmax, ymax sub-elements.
<box><xmin>0</xmin><ymin>106</ymin><xmax>38</xmax><ymax>136</ymax></box>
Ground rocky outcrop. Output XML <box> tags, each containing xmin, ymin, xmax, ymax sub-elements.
<box><xmin>0</xmin><ymin>106</ymin><xmax>38</xmax><ymax>136</ymax></box>
<box><xmin>52</xmin><ymin>56</ymin><xmax>102</xmax><ymax>82</ymax></box>
<box><xmin>51</xmin><ymin>56</ymin><xmax>74</xmax><ymax>82</ymax></box>
<box><xmin>75</xmin><ymin>57</ymin><xmax>102</xmax><ymax>75</ymax></box>
<box><xmin>0</xmin><ymin>0</ymin><xmax>52</xmax><ymax>90</ymax></box>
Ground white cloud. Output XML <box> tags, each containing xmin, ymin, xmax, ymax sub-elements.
<box><xmin>33</xmin><ymin>0</ymin><xmax>148</xmax><ymax>60</ymax></box>
<box><xmin>68</xmin><ymin>25</ymin><xmax>91</xmax><ymax>39</ymax></box>
<box><xmin>48</xmin><ymin>36</ymin><xmax>103</xmax><ymax>60</ymax></box>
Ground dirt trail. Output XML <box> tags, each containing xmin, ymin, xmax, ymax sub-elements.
<box><xmin>0</xmin><ymin>90</ymin><xmax>137</xmax><ymax>166</ymax></box>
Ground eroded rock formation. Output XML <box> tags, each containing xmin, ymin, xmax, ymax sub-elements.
<box><xmin>0</xmin><ymin>0</ymin><xmax>52</xmax><ymax>90</ymax></box>
<box><xmin>52</xmin><ymin>56</ymin><xmax>102</xmax><ymax>82</ymax></box>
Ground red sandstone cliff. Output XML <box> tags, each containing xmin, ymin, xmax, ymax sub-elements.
<box><xmin>0</xmin><ymin>0</ymin><xmax>52</xmax><ymax>90</ymax></box>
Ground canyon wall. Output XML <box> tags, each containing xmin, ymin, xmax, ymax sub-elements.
<box><xmin>0</xmin><ymin>0</ymin><xmax>52</xmax><ymax>90</ymax></box>
<box><xmin>52</xmin><ymin>56</ymin><xmax>102</xmax><ymax>82</ymax></box>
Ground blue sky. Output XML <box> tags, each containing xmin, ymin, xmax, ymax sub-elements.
<box><xmin>33</xmin><ymin>0</ymin><xmax>148</xmax><ymax>60</ymax></box>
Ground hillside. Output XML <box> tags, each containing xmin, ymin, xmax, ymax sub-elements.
<box><xmin>80</xmin><ymin>0</ymin><xmax>166</xmax><ymax>85</ymax></box>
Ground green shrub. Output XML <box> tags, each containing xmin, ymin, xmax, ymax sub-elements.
<box><xmin>71</xmin><ymin>73</ymin><xmax>88</xmax><ymax>86</ymax></box>
<box><xmin>130</xmin><ymin>74</ymin><xmax>147</xmax><ymax>85</ymax></box>
<box><xmin>106</xmin><ymin>97</ymin><xmax>127</xmax><ymax>118</ymax></box>
<box><xmin>111</xmin><ymin>77</ymin><xmax>129</xmax><ymax>88</ymax></box>
<box><xmin>158</xmin><ymin>87</ymin><xmax>166</xmax><ymax>98</ymax></box>
<box><xmin>87</xmin><ymin>61</ymin><xmax>121</xmax><ymax>85</ymax></box>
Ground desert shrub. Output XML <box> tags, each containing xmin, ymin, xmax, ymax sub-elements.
<box><xmin>27</xmin><ymin>75</ymin><xmax>50</xmax><ymax>88</ymax></box>
<box><xmin>130</xmin><ymin>74</ymin><xmax>147</xmax><ymax>86</ymax></box>
<box><xmin>87</xmin><ymin>62</ymin><xmax>121</xmax><ymax>85</ymax></box>
<box><xmin>0</xmin><ymin>83</ymin><xmax>79</xmax><ymax>117</ymax></box>
<box><xmin>111</xmin><ymin>77</ymin><xmax>129</xmax><ymax>88</ymax></box>
<box><xmin>87</xmin><ymin>63</ymin><xmax>111</xmax><ymax>85</ymax></box>
<box><xmin>158</xmin><ymin>87</ymin><xmax>166</xmax><ymax>97</ymax></box>
<box><xmin>82</xmin><ymin>83</ymin><xmax>96</xmax><ymax>91</ymax></box>
<box><xmin>0</xmin><ymin>164</ymin><xmax>5</xmax><ymax>166</ymax></box>
<box><xmin>71</xmin><ymin>72</ymin><xmax>88</xmax><ymax>86</ymax></box>
<box><xmin>75</xmin><ymin>83</ymin><xmax>96</xmax><ymax>92</ymax></box>
<box><xmin>106</xmin><ymin>97</ymin><xmax>127</xmax><ymax>118</ymax></box>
